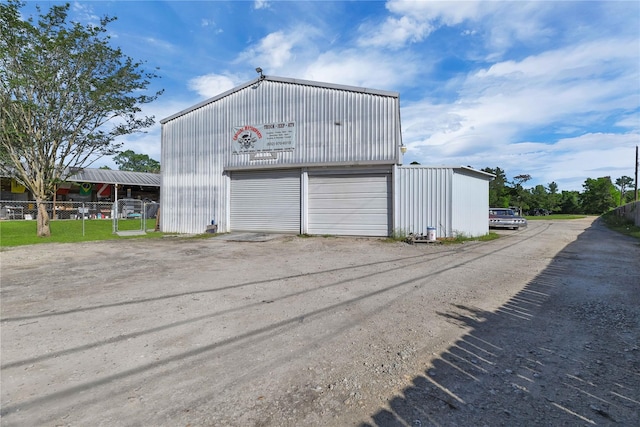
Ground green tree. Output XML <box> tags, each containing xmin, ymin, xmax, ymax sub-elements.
<box><xmin>580</xmin><ymin>177</ymin><xmax>616</xmax><ymax>214</ymax></box>
<box><xmin>510</xmin><ymin>174</ymin><xmax>532</xmax><ymax>212</ymax></box>
<box><xmin>0</xmin><ymin>1</ymin><xmax>162</xmax><ymax>237</ymax></box>
<box><xmin>529</xmin><ymin>184</ymin><xmax>548</xmax><ymax>211</ymax></box>
<box><xmin>547</xmin><ymin>182</ymin><xmax>560</xmax><ymax>212</ymax></box>
<box><xmin>615</xmin><ymin>176</ymin><xmax>634</xmax><ymax>206</ymax></box>
<box><xmin>558</xmin><ymin>190</ymin><xmax>582</xmax><ymax>214</ymax></box>
<box><xmin>113</xmin><ymin>150</ymin><xmax>160</xmax><ymax>173</ymax></box>
<box><xmin>482</xmin><ymin>167</ymin><xmax>510</xmax><ymax>207</ymax></box>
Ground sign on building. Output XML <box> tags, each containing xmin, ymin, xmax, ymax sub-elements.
<box><xmin>232</xmin><ymin>122</ymin><xmax>296</xmax><ymax>154</ymax></box>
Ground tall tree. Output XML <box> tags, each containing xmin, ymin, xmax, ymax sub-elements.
<box><xmin>529</xmin><ymin>184</ymin><xmax>548</xmax><ymax>211</ymax></box>
<box><xmin>510</xmin><ymin>174</ymin><xmax>532</xmax><ymax>211</ymax></box>
<box><xmin>615</xmin><ymin>176</ymin><xmax>634</xmax><ymax>206</ymax></box>
<box><xmin>558</xmin><ymin>190</ymin><xmax>581</xmax><ymax>214</ymax></box>
<box><xmin>547</xmin><ymin>181</ymin><xmax>560</xmax><ymax>213</ymax></box>
<box><xmin>482</xmin><ymin>167</ymin><xmax>510</xmax><ymax>207</ymax></box>
<box><xmin>0</xmin><ymin>1</ymin><xmax>162</xmax><ymax>236</ymax></box>
<box><xmin>580</xmin><ymin>177</ymin><xmax>616</xmax><ymax>214</ymax></box>
<box><xmin>113</xmin><ymin>150</ymin><xmax>160</xmax><ymax>173</ymax></box>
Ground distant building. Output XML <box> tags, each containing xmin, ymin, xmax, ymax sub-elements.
<box><xmin>0</xmin><ymin>168</ymin><xmax>160</xmax><ymax>203</ymax></box>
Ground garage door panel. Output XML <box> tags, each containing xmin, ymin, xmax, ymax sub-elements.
<box><xmin>231</xmin><ymin>170</ymin><xmax>300</xmax><ymax>233</ymax></box>
<box><xmin>308</xmin><ymin>173</ymin><xmax>390</xmax><ymax>237</ymax></box>
<box><xmin>310</xmin><ymin>200</ymin><xmax>388</xmax><ymax>209</ymax></box>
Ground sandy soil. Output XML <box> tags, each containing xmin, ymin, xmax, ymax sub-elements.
<box><xmin>1</xmin><ymin>217</ymin><xmax>638</xmax><ymax>426</ymax></box>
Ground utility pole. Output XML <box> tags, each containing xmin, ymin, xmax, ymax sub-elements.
<box><xmin>635</xmin><ymin>145</ymin><xmax>638</xmax><ymax>202</ymax></box>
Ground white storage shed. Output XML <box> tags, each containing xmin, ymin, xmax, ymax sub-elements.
<box><xmin>160</xmin><ymin>75</ymin><xmax>493</xmax><ymax>238</ymax></box>
<box><xmin>394</xmin><ymin>165</ymin><xmax>495</xmax><ymax>238</ymax></box>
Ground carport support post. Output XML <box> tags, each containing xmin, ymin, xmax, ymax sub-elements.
<box><xmin>112</xmin><ymin>184</ymin><xmax>119</xmax><ymax>234</ymax></box>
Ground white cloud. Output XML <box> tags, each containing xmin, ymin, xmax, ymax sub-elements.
<box><xmin>254</xmin><ymin>0</ymin><xmax>270</xmax><ymax>10</ymax></box>
<box><xmin>404</xmin><ymin>130</ymin><xmax>638</xmax><ymax>191</ymax></box>
<box><xmin>400</xmin><ymin>32</ymin><xmax>639</xmax><ymax>191</ymax></box>
<box><xmin>72</xmin><ymin>2</ymin><xmax>100</xmax><ymax>24</ymax></box>
<box><xmin>360</xmin><ymin>1</ymin><xmax>566</xmax><ymax>58</ymax></box>
<box><xmin>301</xmin><ymin>49</ymin><xmax>421</xmax><ymax>90</ymax></box>
<box><xmin>358</xmin><ymin>15</ymin><xmax>433</xmax><ymax>48</ymax></box>
<box><xmin>236</xmin><ymin>30</ymin><xmax>298</xmax><ymax>70</ymax></box>
<box><xmin>187</xmin><ymin>73</ymin><xmax>240</xmax><ymax>99</ymax></box>
<box><xmin>395</xmin><ymin>0</ymin><xmax>486</xmax><ymax>23</ymax></box>
<box><xmin>356</xmin><ymin>0</ymin><xmax>490</xmax><ymax>49</ymax></box>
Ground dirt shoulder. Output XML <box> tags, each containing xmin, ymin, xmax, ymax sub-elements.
<box><xmin>1</xmin><ymin>218</ymin><xmax>638</xmax><ymax>426</ymax></box>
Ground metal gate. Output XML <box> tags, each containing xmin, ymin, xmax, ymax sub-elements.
<box><xmin>112</xmin><ymin>199</ymin><xmax>154</xmax><ymax>235</ymax></box>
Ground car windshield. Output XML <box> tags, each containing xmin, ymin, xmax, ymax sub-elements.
<box><xmin>490</xmin><ymin>209</ymin><xmax>515</xmax><ymax>216</ymax></box>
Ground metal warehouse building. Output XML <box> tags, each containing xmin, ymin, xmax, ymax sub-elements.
<box><xmin>160</xmin><ymin>75</ymin><xmax>493</xmax><ymax>238</ymax></box>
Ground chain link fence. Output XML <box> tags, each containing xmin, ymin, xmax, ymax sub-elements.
<box><xmin>0</xmin><ymin>199</ymin><xmax>160</xmax><ymax>234</ymax></box>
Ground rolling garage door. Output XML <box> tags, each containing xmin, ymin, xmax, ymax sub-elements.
<box><xmin>308</xmin><ymin>173</ymin><xmax>391</xmax><ymax>236</ymax></box>
<box><xmin>230</xmin><ymin>170</ymin><xmax>300</xmax><ymax>233</ymax></box>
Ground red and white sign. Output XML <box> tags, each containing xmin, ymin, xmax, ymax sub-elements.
<box><xmin>96</xmin><ymin>183</ymin><xmax>111</xmax><ymax>198</ymax></box>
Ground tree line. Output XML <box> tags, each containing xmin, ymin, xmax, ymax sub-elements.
<box><xmin>481</xmin><ymin>167</ymin><xmax>637</xmax><ymax>215</ymax></box>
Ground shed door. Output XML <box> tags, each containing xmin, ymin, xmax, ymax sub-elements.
<box><xmin>230</xmin><ymin>170</ymin><xmax>300</xmax><ymax>233</ymax></box>
<box><xmin>308</xmin><ymin>173</ymin><xmax>391</xmax><ymax>236</ymax></box>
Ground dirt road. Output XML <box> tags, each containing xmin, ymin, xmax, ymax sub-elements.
<box><xmin>1</xmin><ymin>218</ymin><xmax>638</xmax><ymax>426</ymax></box>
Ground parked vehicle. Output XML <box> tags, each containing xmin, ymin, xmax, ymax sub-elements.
<box><xmin>529</xmin><ymin>208</ymin><xmax>550</xmax><ymax>216</ymax></box>
<box><xmin>489</xmin><ymin>208</ymin><xmax>528</xmax><ymax>230</ymax></box>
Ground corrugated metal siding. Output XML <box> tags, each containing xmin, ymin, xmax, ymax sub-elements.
<box><xmin>395</xmin><ymin>167</ymin><xmax>453</xmax><ymax>238</ymax></box>
<box><xmin>160</xmin><ymin>120</ymin><xmax>227</xmax><ymax>234</ymax></box>
<box><xmin>308</xmin><ymin>173</ymin><xmax>391</xmax><ymax>236</ymax></box>
<box><xmin>230</xmin><ymin>170</ymin><xmax>300</xmax><ymax>232</ymax></box>
<box><xmin>452</xmin><ymin>170</ymin><xmax>490</xmax><ymax>237</ymax></box>
<box><xmin>196</xmin><ymin>80</ymin><xmax>400</xmax><ymax>167</ymax></box>
<box><xmin>161</xmin><ymin>78</ymin><xmax>401</xmax><ymax>234</ymax></box>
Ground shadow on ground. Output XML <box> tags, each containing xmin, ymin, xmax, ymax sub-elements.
<box><xmin>362</xmin><ymin>221</ymin><xmax>640</xmax><ymax>426</ymax></box>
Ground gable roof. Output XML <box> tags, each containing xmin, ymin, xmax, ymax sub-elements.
<box><xmin>161</xmin><ymin>75</ymin><xmax>400</xmax><ymax>124</ymax></box>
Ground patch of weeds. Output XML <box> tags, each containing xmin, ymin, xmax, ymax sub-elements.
<box><xmin>189</xmin><ymin>232</ymin><xmax>220</xmax><ymax>239</ymax></box>
<box><xmin>383</xmin><ymin>228</ymin><xmax>409</xmax><ymax>243</ymax></box>
<box><xmin>601</xmin><ymin>212</ymin><xmax>640</xmax><ymax>241</ymax></box>
<box><xmin>439</xmin><ymin>231</ymin><xmax>500</xmax><ymax>245</ymax></box>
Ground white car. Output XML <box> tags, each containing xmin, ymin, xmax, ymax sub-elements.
<box><xmin>489</xmin><ymin>208</ymin><xmax>528</xmax><ymax>230</ymax></box>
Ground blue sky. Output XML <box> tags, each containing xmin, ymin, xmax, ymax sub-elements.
<box><xmin>21</xmin><ymin>0</ymin><xmax>640</xmax><ymax>191</ymax></box>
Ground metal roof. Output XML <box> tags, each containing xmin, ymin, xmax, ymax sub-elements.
<box><xmin>161</xmin><ymin>75</ymin><xmax>400</xmax><ymax>124</ymax></box>
<box><xmin>67</xmin><ymin>168</ymin><xmax>160</xmax><ymax>187</ymax></box>
<box><xmin>399</xmin><ymin>165</ymin><xmax>496</xmax><ymax>181</ymax></box>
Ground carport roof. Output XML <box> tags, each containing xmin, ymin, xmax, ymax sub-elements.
<box><xmin>67</xmin><ymin>168</ymin><xmax>160</xmax><ymax>187</ymax></box>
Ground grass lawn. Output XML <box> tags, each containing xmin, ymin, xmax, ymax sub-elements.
<box><xmin>0</xmin><ymin>218</ymin><xmax>164</xmax><ymax>247</ymax></box>
<box><xmin>524</xmin><ymin>214</ymin><xmax>587</xmax><ymax>220</ymax></box>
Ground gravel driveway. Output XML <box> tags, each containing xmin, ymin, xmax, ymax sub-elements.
<box><xmin>1</xmin><ymin>217</ymin><xmax>638</xmax><ymax>426</ymax></box>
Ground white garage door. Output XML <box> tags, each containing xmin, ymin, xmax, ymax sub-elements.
<box><xmin>308</xmin><ymin>173</ymin><xmax>391</xmax><ymax>236</ymax></box>
<box><xmin>231</xmin><ymin>170</ymin><xmax>300</xmax><ymax>233</ymax></box>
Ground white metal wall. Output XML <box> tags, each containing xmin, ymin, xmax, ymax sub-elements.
<box><xmin>161</xmin><ymin>77</ymin><xmax>401</xmax><ymax>234</ymax></box>
<box><xmin>394</xmin><ymin>166</ymin><xmax>492</xmax><ymax>238</ymax></box>
<box><xmin>452</xmin><ymin>170</ymin><xmax>490</xmax><ymax>237</ymax></box>
<box><xmin>395</xmin><ymin>166</ymin><xmax>453</xmax><ymax>238</ymax></box>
